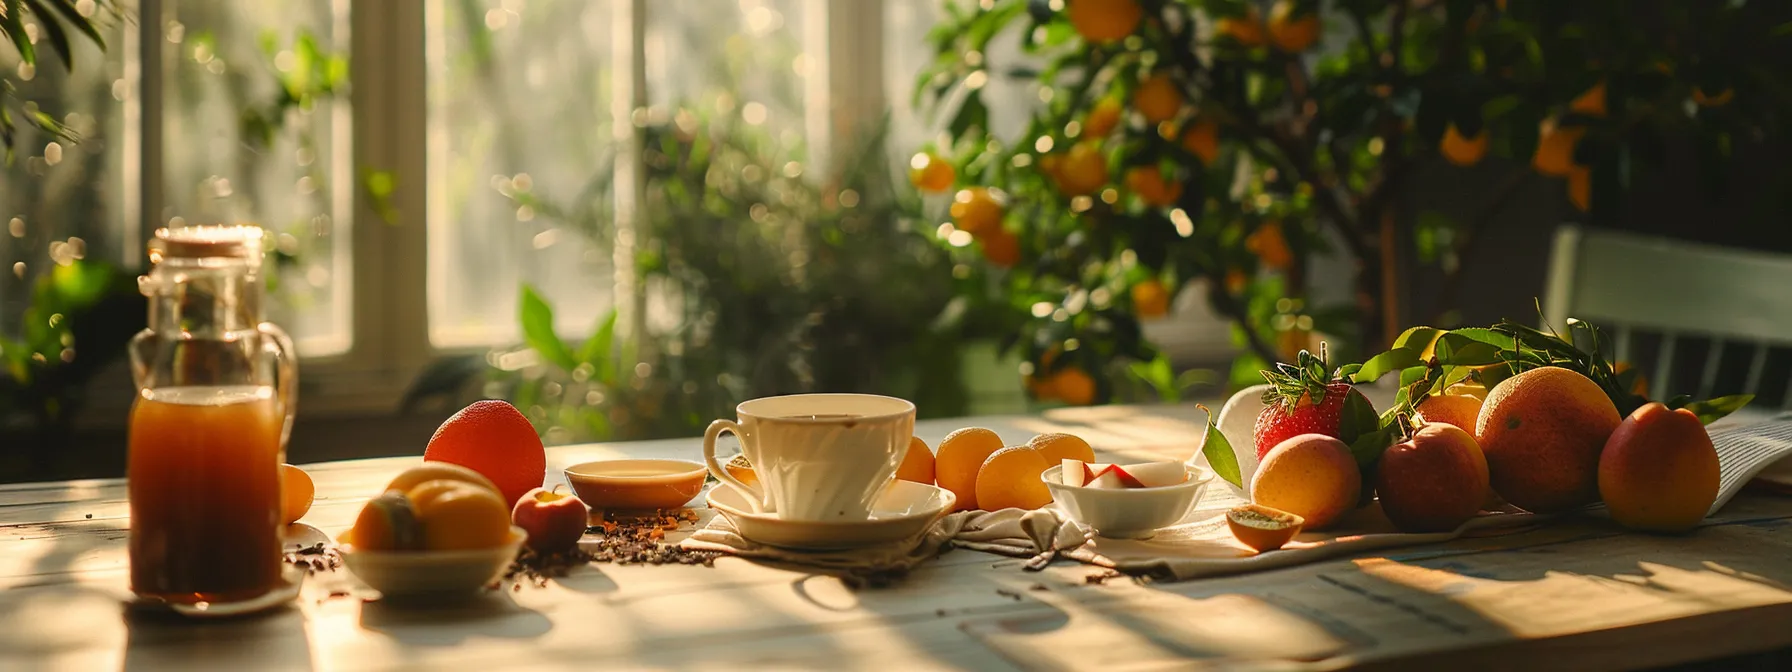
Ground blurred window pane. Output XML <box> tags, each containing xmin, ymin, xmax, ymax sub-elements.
<box><xmin>0</xmin><ymin>7</ymin><xmax>127</xmax><ymax>337</ymax></box>
<box><xmin>162</xmin><ymin>0</ymin><xmax>353</xmax><ymax>355</ymax></box>
<box><xmin>426</xmin><ymin>0</ymin><xmax>617</xmax><ymax>347</ymax></box>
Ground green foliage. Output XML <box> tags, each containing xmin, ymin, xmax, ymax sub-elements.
<box><xmin>0</xmin><ymin>0</ymin><xmax>115</xmax><ymax>160</ymax></box>
<box><xmin>0</xmin><ymin>260</ymin><xmax>144</xmax><ymax>431</ymax></box>
<box><xmin>913</xmin><ymin>0</ymin><xmax>1792</xmax><ymax>401</ymax></box>
<box><xmin>479</xmin><ymin>113</ymin><xmax>974</xmax><ymax>443</ymax></box>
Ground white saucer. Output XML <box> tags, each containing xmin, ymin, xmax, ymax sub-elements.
<box><xmin>707</xmin><ymin>480</ymin><xmax>956</xmax><ymax>551</ymax></box>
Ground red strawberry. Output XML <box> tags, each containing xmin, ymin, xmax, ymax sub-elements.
<box><xmin>1254</xmin><ymin>347</ymin><xmax>1373</xmax><ymax>459</ymax></box>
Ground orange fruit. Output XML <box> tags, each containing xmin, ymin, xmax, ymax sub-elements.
<box><xmin>1124</xmin><ymin>166</ymin><xmax>1182</xmax><ymax>207</ymax></box>
<box><xmin>1440</xmin><ymin>124</ymin><xmax>1487</xmax><ymax>167</ymax></box>
<box><xmin>950</xmin><ymin>187</ymin><xmax>1006</xmax><ymax>235</ymax></box>
<box><xmin>1048</xmin><ymin>368</ymin><xmax>1098</xmax><ymax>406</ymax></box>
<box><xmin>980</xmin><ymin>229</ymin><xmax>1021</xmax><ymax>267</ymax></box>
<box><xmin>1133</xmin><ymin>74</ymin><xmax>1183</xmax><ymax>124</ymax></box>
<box><xmin>1216</xmin><ymin>8</ymin><xmax>1266</xmax><ymax>48</ymax></box>
<box><xmin>280</xmin><ymin>464</ymin><xmax>314</xmax><ymax>525</ymax></box>
<box><xmin>1570</xmin><ymin>81</ymin><xmax>1607</xmax><ymax>117</ymax></box>
<box><xmin>896</xmin><ymin>436</ymin><xmax>937</xmax><ymax>484</ymax></box>
<box><xmin>1531</xmin><ymin>119</ymin><xmax>1583</xmax><ymax>176</ymax></box>
<box><xmin>1267</xmin><ymin>1</ymin><xmax>1320</xmax><ymax>53</ymax></box>
<box><xmin>1054</xmin><ymin>143</ymin><xmax>1108</xmax><ymax>196</ymax></box>
<box><xmin>385</xmin><ymin>461</ymin><xmax>502</xmax><ymax>498</ymax></box>
<box><xmin>1083</xmin><ymin>97</ymin><xmax>1123</xmax><ymax>139</ymax></box>
<box><xmin>1025</xmin><ymin>349</ymin><xmax>1063</xmax><ymax>400</ymax></box>
<box><xmin>908</xmin><ymin>152</ymin><xmax>955</xmax><ymax>192</ymax></box>
<box><xmin>1245</xmin><ymin>221</ymin><xmax>1293</xmax><ymax>270</ymax></box>
<box><xmin>409</xmin><ymin>481</ymin><xmax>512</xmax><ymax>551</ymax></box>
<box><xmin>975</xmin><ymin>446</ymin><xmax>1055</xmax><ymax>511</ymax></box>
<box><xmin>1067</xmin><ymin>0</ymin><xmax>1142</xmax><ymax>43</ymax></box>
<box><xmin>1027</xmin><ymin>433</ymin><xmax>1096</xmax><ymax>465</ymax></box>
<box><xmin>1131</xmin><ymin>278</ymin><xmax>1173</xmax><ymax>318</ymax></box>
<box><xmin>1181</xmin><ymin>119</ymin><xmax>1219</xmax><ymax>165</ymax></box>
<box><xmin>1692</xmin><ymin>87</ymin><xmax>1733</xmax><ymax>108</ymax></box>
<box><xmin>1614</xmin><ymin>361</ymin><xmax>1649</xmax><ymax>397</ymax></box>
<box><xmin>936</xmin><ymin>428</ymin><xmax>1007</xmax><ymax>511</ymax></box>
<box><xmin>1475</xmin><ymin>366</ymin><xmax>1622</xmax><ymax>514</ymax></box>
<box><xmin>424</xmin><ymin>400</ymin><xmax>547</xmax><ymax>508</ymax></box>
<box><xmin>1567</xmin><ymin>165</ymin><xmax>1591</xmax><ymax>212</ymax></box>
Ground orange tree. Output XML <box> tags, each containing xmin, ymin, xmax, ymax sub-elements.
<box><xmin>911</xmin><ymin>0</ymin><xmax>1791</xmax><ymax>404</ymax></box>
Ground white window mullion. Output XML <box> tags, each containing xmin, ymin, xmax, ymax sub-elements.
<box><xmin>611</xmin><ymin>0</ymin><xmax>648</xmax><ymax>362</ymax></box>
<box><xmin>808</xmin><ymin>0</ymin><xmax>887</xmax><ymax>177</ymax></box>
<box><xmin>125</xmin><ymin>0</ymin><xmax>166</xmax><ymax>267</ymax></box>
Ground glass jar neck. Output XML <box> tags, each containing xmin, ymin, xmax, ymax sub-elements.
<box><xmin>142</xmin><ymin>257</ymin><xmax>265</xmax><ymax>337</ymax></box>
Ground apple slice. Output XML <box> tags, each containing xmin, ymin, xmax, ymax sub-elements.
<box><xmin>1061</xmin><ymin>459</ymin><xmax>1088</xmax><ymax>487</ymax></box>
<box><xmin>1085</xmin><ymin>463</ymin><xmax>1124</xmax><ymax>489</ymax></box>
<box><xmin>1121</xmin><ymin>461</ymin><xmax>1188</xmax><ymax>488</ymax></box>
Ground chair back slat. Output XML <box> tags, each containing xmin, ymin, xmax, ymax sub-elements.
<box><xmin>1697</xmin><ymin>338</ymin><xmax>1725</xmax><ymax>400</ymax></box>
<box><xmin>1654</xmin><ymin>333</ymin><xmax>1677</xmax><ymax>399</ymax></box>
<box><xmin>1744</xmin><ymin>344</ymin><xmax>1769</xmax><ymax>397</ymax></box>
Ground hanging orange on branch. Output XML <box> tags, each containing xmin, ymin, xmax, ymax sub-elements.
<box><xmin>1067</xmin><ymin>0</ymin><xmax>1142</xmax><ymax>43</ymax></box>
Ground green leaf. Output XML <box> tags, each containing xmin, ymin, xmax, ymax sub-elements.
<box><xmin>1350</xmin><ymin>346</ymin><xmax>1423</xmax><ymax>383</ymax></box>
<box><xmin>1337</xmin><ymin>389</ymin><xmax>1379</xmax><ymax>447</ymax></box>
<box><xmin>518</xmin><ymin>284</ymin><xmax>577</xmax><ymax>371</ymax></box>
<box><xmin>1674</xmin><ymin>394</ymin><xmax>1754</xmax><ymax>425</ymax></box>
<box><xmin>2</xmin><ymin>2</ymin><xmax>37</xmax><ymax>67</ymax></box>
<box><xmin>1198</xmin><ymin>404</ymin><xmax>1242</xmax><ymax>488</ymax></box>
<box><xmin>1434</xmin><ymin>333</ymin><xmax>1503</xmax><ymax>366</ymax></box>
<box><xmin>576</xmin><ymin>309</ymin><xmax>619</xmax><ymax>382</ymax></box>
<box><xmin>34</xmin><ymin>0</ymin><xmax>103</xmax><ymax>49</ymax></box>
<box><xmin>24</xmin><ymin>0</ymin><xmax>72</xmax><ymax>70</ymax></box>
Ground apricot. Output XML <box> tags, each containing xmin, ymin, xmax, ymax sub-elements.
<box><xmin>281</xmin><ymin>464</ymin><xmax>315</xmax><ymax>525</ymax></box>
<box><xmin>1377</xmin><ymin>424</ymin><xmax>1489</xmax><ymax>532</ymax></box>
<box><xmin>975</xmin><ymin>446</ymin><xmax>1054</xmax><ymax>511</ymax></box>
<box><xmin>1250</xmin><ymin>434</ymin><xmax>1361</xmax><ymax>530</ymax></box>
<box><xmin>1227</xmin><ymin>503</ymin><xmax>1303</xmax><ymax>552</ymax></box>
<box><xmin>1476</xmin><ymin>366</ymin><xmax>1621</xmax><ymax>513</ymax></box>
<box><xmin>384</xmin><ymin>462</ymin><xmax>501</xmax><ymax>498</ymax></box>
<box><xmin>937</xmin><ymin>428</ymin><xmax>1007</xmax><ymax>511</ymax></box>
<box><xmin>1598</xmin><ymin>403</ymin><xmax>1720</xmax><ymax>533</ymax></box>
<box><xmin>410</xmin><ymin>482</ymin><xmax>512</xmax><ymax>551</ymax></box>
<box><xmin>346</xmin><ymin>491</ymin><xmax>421</xmax><ymax>551</ymax></box>
<box><xmin>1413</xmin><ymin>389</ymin><xmax>1483</xmax><ymax>433</ymax></box>
<box><xmin>1027</xmin><ymin>433</ymin><xmax>1096</xmax><ymax>465</ymax></box>
<box><xmin>896</xmin><ymin>436</ymin><xmax>937</xmax><ymax>485</ymax></box>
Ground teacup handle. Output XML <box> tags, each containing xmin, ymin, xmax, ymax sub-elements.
<box><xmin>703</xmin><ymin>419</ymin><xmax>768</xmax><ymax>514</ymax></box>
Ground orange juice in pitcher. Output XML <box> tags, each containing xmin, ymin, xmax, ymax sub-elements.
<box><xmin>126</xmin><ymin>226</ymin><xmax>296</xmax><ymax>607</ymax></box>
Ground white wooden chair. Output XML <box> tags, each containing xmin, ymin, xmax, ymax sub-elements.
<box><xmin>1543</xmin><ymin>225</ymin><xmax>1792</xmax><ymax>408</ymax></box>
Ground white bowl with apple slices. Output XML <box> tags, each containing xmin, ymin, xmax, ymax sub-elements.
<box><xmin>1042</xmin><ymin>460</ymin><xmax>1214</xmax><ymax>539</ymax></box>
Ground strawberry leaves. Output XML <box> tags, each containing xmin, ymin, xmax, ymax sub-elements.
<box><xmin>1259</xmin><ymin>344</ymin><xmax>1339</xmax><ymax>411</ymax></box>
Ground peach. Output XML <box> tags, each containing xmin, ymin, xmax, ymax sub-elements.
<box><xmin>385</xmin><ymin>462</ymin><xmax>501</xmax><ymax>499</ymax></box>
<box><xmin>1250</xmin><ymin>434</ymin><xmax>1361</xmax><ymax>530</ymax></box>
<box><xmin>1376</xmin><ymin>423</ymin><xmax>1489</xmax><ymax>532</ymax></box>
<box><xmin>344</xmin><ymin>491</ymin><xmax>420</xmax><ymax>551</ymax></box>
<box><xmin>1476</xmin><ymin>366</ymin><xmax>1621</xmax><ymax>513</ymax></box>
<box><xmin>411</xmin><ymin>482</ymin><xmax>511</xmax><ymax>551</ymax></box>
<box><xmin>1227</xmin><ymin>503</ymin><xmax>1304</xmax><ymax>552</ymax></box>
<box><xmin>512</xmin><ymin>487</ymin><xmax>588</xmax><ymax>553</ymax></box>
<box><xmin>1413</xmin><ymin>384</ymin><xmax>1484</xmax><ymax>433</ymax></box>
<box><xmin>1598</xmin><ymin>403</ymin><xmax>1720</xmax><ymax>533</ymax></box>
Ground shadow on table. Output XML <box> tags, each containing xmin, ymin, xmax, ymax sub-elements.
<box><xmin>123</xmin><ymin>604</ymin><xmax>313</xmax><ymax>672</ymax></box>
<box><xmin>357</xmin><ymin>592</ymin><xmax>552</xmax><ymax>647</ymax></box>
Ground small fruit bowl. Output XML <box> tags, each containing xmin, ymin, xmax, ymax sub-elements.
<box><xmin>341</xmin><ymin>526</ymin><xmax>526</xmax><ymax>599</ymax></box>
<box><xmin>563</xmin><ymin>458</ymin><xmax>708</xmax><ymax>510</ymax></box>
<box><xmin>1042</xmin><ymin>464</ymin><xmax>1213</xmax><ymax>539</ymax></box>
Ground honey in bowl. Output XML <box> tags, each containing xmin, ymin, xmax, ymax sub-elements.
<box><xmin>564</xmin><ymin>459</ymin><xmax>708</xmax><ymax>510</ymax></box>
<box><xmin>128</xmin><ymin>385</ymin><xmax>286</xmax><ymax>604</ymax></box>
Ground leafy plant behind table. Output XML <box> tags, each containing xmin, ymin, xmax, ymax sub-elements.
<box><xmin>408</xmin><ymin>113</ymin><xmax>978</xmax><ymax>443</ymax></box>
<box><xmin>914</xmin><ymin>0</ymin><xmax>1792</xmax><ymax>403</ymax></box>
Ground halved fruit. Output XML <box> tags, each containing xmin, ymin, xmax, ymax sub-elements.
<box><xmin>1226</xmin><ymin>503</ymin><xmax>1304</xmax><ymax>552</ymax></box>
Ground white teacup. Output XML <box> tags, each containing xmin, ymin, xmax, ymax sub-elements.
<box><xmin>702</xmin><ymin>393</ymin><xmax>916</xmax><ymax>522</ymax></box>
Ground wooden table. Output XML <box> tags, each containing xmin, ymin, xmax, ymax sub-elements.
<box><xmin>6</xmin><ymin>404</ymin><xmax>1792</xmax><ymax>670</ymax></box>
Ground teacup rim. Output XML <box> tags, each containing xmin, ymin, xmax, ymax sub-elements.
<box><xmin>734</xmin><ymin>393</ymin><xmax>916</xmax><ymax>424</ymax></box>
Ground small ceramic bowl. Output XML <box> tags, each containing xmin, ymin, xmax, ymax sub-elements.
<box><xmin>1042</xmin><ymin>464</ymin><xmax>1213</xmax><ymax>539</ymax></box>
<box><xmin>341</xmin><ymin>526</ymin><xmax>526</xmax><ymax>598</ymax></box>
<box><xmin>563</xmin><ymin>458</ymin><xmax>708</xmax><ymax>510</ymax></box>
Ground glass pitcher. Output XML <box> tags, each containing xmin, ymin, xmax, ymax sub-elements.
<box><xmin>126</xmin><ymin>225</ymin><xmax>297</xmax><ymax>606</ymax></box>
